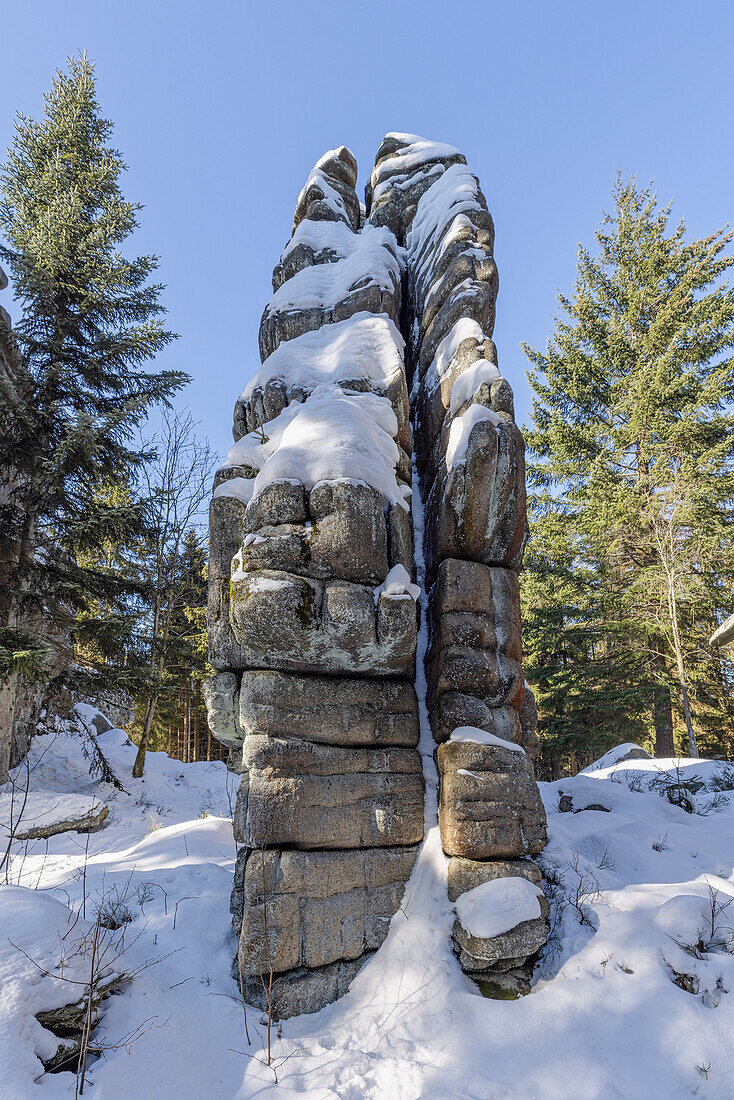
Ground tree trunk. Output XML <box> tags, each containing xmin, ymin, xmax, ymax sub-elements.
<box><xmin>668</xmin><ymin>588</ymin><xmax>698</xmax><ymax>757</ymax></box>
<box><xmin>654</xmin><ymin>683</ymin><xmax>675</xmax><ymax>757</ymax></box>
<box><xmin>132</xmin><ymin>694</ymin><xmax>158</xmax><ymax>778</ymax></box>
<box><xmin>550</xmin><ymin>752</ymin><xmax>563</xmax><ymax>781</ymax></box>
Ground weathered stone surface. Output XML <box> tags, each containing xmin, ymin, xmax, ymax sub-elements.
<box><xmin>259</xmin><ymin>281</ymin><xmax>400</xmax><ymax>362</ymax></box>
<box><xmin>424</xmin><ymin>413</ymin><xmax>527</xmax><ymax>574</ymax></box>
<box><xmin>437</xmin><ymin>739</ymin><xmax>547</xmax><ymax>859</ymax></box>
<box><xmin>240</xmin><ymin>955</ymin><xmax>368</xmax><ymax>1021</ymax></box>
<box><xmin>229</xmin><ymin>569</ymin><xmax>417</xmax><ymax>677</ymax></box>
<box><xmin>388</xmin><ymin>501</ymin><xmax>413</xmax><ymax>572</ymax></box>
<box><xmin>468</xmin><ymin>966</ymin><xmax>532</xmax><ymax>999</ymax></box>
<box><xmin>418</xmin><ymin>280</ymin><xmax>497</xmax><ymax>378</ymax></box>
<box><xmin>232</xmin><ymin>772</ymin><xmax>249</xmax><ymax>845</ymax></box>
<box><xmin>207</xmin><ymin>495</ymin><xmax>249</xmax><ymax>670</ymax></box>
<box><xmin>447</xmin><ymin>856</ymin><xmax>543</xmax><ymax>902</ymax></box>
<box><xmin>238</xmin><ymin>846</ymin><xmax>418</xmax><ymax>976</ymax></box>
<box><xmin>453</xmin><ymin>909</ymin><xmax>548</xmax><ymax>974</ymax></box>
<box><xmin>243</xmin><ymin>735</ymin><xmax>424</xmax><ymax>849</ymax></box>
<box><xmin>428</xmin><ymin>561</ymin><xmax>525</xmax><ymax>710</ymax></box>
<box><xmin>309</xmin><ymin>481</ymin><xmax>389</xmax><ymax>583</ymax></box>
<box><xmin>421</xmin><ymin>252</ymin><xmax>498</xmax><ymax>343</ymax></box>
<box><xmin>430</xmin><ymin>692</ymin><xmax>521</xmax><ymax>745</ymax></box>
<box><xmin>292</xmin><ymin>147</ymin><xmax>360</xmax><ymax>235</ymax></box>
<box><xmin>429</xmin><ymin>645</ymin><xmax>525</xmax><ymax>711</ymax></box>
<box><xmin>230</xmin><ymin>845</ymin><xmax>248</xmax><ymax>933</ymax></box>
<box><xmin>227</xmin><ymin>746</ymin><xmax>244</xmax><ymax>773</ymax></box>
<box><xmin>239</xmin><ymin>481</ymin><xmax>392</xmax><ymax>584</ymax></box>
<box><xmin>238</xmin><ymin>670</ymin><xmax>419</xmax><ymax>747</ymax></box>
<box><xmin>203</xmin><ymin>671</ymin><xmax>243</xmax><ymax>748</ymax></box>
<box><xmin>244</xmin><ymin>480</ymin><xmax>307</xmax><ymax>531</ymax></box>
<box><xmin>519</xmin><ymin>684</ymin><xmax>540</xmax><ymax>767</ymax></box>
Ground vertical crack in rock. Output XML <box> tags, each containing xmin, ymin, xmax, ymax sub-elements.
<box><xmin>206</xmin><ymin>135</ymin><xmax>548</xmax><ymax>1018</ymax></box>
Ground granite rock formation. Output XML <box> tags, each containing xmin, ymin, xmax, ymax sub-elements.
<box><xmin>206</xmin><ymin>135</ymin><xmax>547</xmax><ymax>1017</ymax></box>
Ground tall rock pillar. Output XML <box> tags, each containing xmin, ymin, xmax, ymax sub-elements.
<box><xmin>206</xmin><ymin>135</ymin><xmax>549</xmax><ymax>1015</ymax></box>
<box><xmin>205</xmin><ymin>147</ymin><xmax>424</xmax><ymax>1019</ymax></box>
<box><xmin>368</xmin><ymin>134</ymin><xmax>548</xmax><ymax>997</ymax></box>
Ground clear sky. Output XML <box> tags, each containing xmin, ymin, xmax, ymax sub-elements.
<box><xmin>2</xmin><ymin>1</ymin><xmax>733</xmax><ymax>462</ymax></box>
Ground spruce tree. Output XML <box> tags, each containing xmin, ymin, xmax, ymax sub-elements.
<box><xmin>0</xmin><ymin>54</ymin><xmax>186</xmax><ymax>767</ymax></box>
<box><xmin>524</xmin><ymin>176</ymin><xmax>734</xmax><ymax>761</ymax></box>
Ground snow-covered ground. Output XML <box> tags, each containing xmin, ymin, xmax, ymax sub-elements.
<box><xmin>2</xmin><ymin>717</ymin><xmax>734</xmax><ymax>1099</ymax></box>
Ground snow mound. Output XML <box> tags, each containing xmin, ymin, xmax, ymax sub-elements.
<box><xmin>582</xmin><ymin>742</ymin><xmax>652</xmax><ymax>772</ymax></box>
<box><xmin>653</xmin><ymin>888</ymin><xmax>734</xmax><ymax>950</ymax></box>
<box><xmin>455</xmin><ymin>877</ymin><xmax>544</xmax><ymax>938</ymax></box>
<box><xmin>373</xmin><ymin>564</ymin><xmax>421</xmax><ymax>603</ymax></box>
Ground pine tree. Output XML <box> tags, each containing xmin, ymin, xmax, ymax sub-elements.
<box><xmin>0</xmin><ymin>54</ymin><xmax>186</xmax><ymax>771</ymax></box>
<box><xmin>523</xmin><ymin>176</ymin><xmax>734</xmax><ymax>762</ymax></box>
<box><xmin>520</xmin><ymin>509</ymin><xmax>647</xmax><ymax>776</ymax></box>
<box><xmin>130</xmin><ymin>410</ymin><xmax>214</xmax><ymax>777</ymax></box>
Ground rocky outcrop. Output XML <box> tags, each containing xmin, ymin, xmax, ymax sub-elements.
<box><xmin>206</xmin><ymin>148</ymin><xmax>422</xmax><ymax>1019</ymax></box>
<box><xmin>206</xmin><ymin>135</ymin><xmax>547</xmax><ymax>1017</ymax></box>
<box><xmin>368</xmin><ymin>134</ymin><xmax>547</xmax><ymax>991</ymax></box>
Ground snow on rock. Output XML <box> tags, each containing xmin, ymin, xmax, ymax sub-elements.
<box><xmin>445</xmin><ymin>403</ymin><xmax>503</xmax><ymax>470</ymax></box>
<box><xmin>455</xmin><ymin>876</ymin><xmax>544</xmax><ymax>939</ymax></box>
<box><xmin>294</xmin><ymin>162</ymin><xmax>352</xmax><ymax>226</ymax></box>
<box><xmin>449</xmin><ymin>357</ymin><xmax>502</xmax><ymax>413</ymax></box>
<box><xmin>212</xmin><ymin>475</ymin><xmax>256</xmax><ymax>504</ymax></box>
<box><xmin>373</xmin><ymin>564</ymin><xmax>421</xmax><ymax>603</ymax></box>
<box><xmin>240</xmin><ymin>312</ymin><xmax>405</xmax><ymax>404</ymax></box>
<box><xmin>406</xmin><ymin>162</ymin><xmax>488</xmax><ymax>287</ymax></box>
<box><xmin>281</xmin><ymin>216</ymin><xmax>362</xmax><ymax>265</ymax></box>
<box><xmin>449</xmin><ymin>725</ymin><xmax>525</xmax><ymax>753</ymax></box>
<box><xmin>373</xmin><ymin>134</ymin><xmax>462</xmax><ymax>181</ymax></box>
<box><xmin>0</xmin><ymin>791</ymin><xmax>107</xmax><ymax>839</ymax></box>
<box><xmin>268</xmin><ymin>223</ymin><xmax>403</xmax><ymax>313</ymax></box>
<box><xmin>220</xmin><ymin>384</ymin><xmax>409</xmax><ymax>509</ymax></box>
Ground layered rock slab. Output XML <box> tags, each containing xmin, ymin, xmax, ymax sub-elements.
<box><xmin>238</xmin><ymin>847</ymin><xmax>419</xmax><ymax>977</ymax></box>
<box><xmin>436</xmin><ymin>736</ymin><xmax>547</xmax><ymax>860</ymax></box>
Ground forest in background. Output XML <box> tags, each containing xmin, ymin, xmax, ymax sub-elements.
<box><xmin>1</xmin><ymin>55</ymin><xmax>733</xmax><ymax>781</ymax></box>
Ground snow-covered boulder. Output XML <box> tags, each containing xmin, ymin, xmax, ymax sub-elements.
<box><xmin>452</xmin><ymin>874</ymin><xmax>549</xmax><ymax>974</ymax></box>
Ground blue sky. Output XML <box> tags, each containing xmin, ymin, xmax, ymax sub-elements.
<box><xmin>2</xmin><ymin>1</ymin><xmax>733</xmax><ymax>461</ymax></box>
